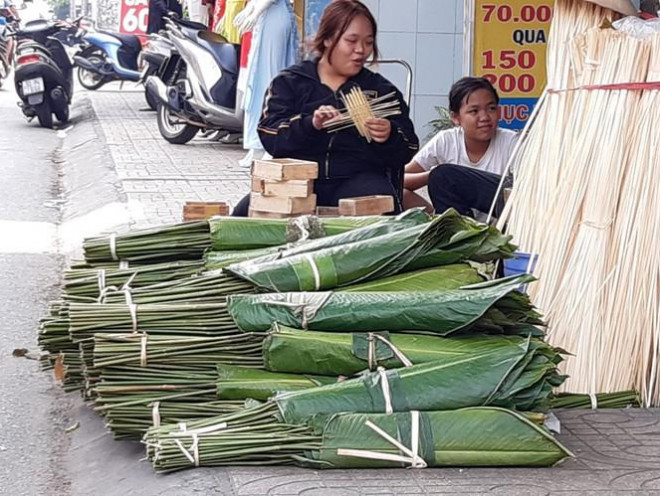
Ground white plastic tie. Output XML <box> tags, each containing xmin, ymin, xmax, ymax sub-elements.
<box><xmin>304</xmin><ymin>254</ymin><xmax>322</xmax><ymax>291</ymax></box>
<box><xmin>377</xmin><ymin>367</ymin><xmax>393</xmax><ymax>414</ymax></box>
<box><xmin>97</xmin><ymin>269</ymin><xmax>106</xmax><ymax>293</ymax></box>
<box><xmin>140</xmin><ymin>334</ymin><xmax>148</xmax><ymax>367</ymax></box>
<box><xmin>337</xmin><ymin>411</ymin><xmax>427</xmax><ymax>468</ymax></box>
<box><xmin>589</xmin><ymin>393</ymin><xmax>598</xmax><ymax>409</ymax></box>
<box><xmin>367</xmin><ymin>334</ymin><xmax>376</xmax><ymax>370</ymax></box>
<box><xmin>367</xmin><ymin>334</ymin><xmax>413</xmax><ymax>370</ymax></box>
<box><xmin>174</xmin><ymin>433</ymin><xmax>199</xmax><ymax>467</ymax></box>
<box><xmin>119</xmin><ymin>260</ymin><xmax>130</xmax><ymax>270</ymax></box>
<box><xmin>293</xmin><ymin>216</ymin><xmax>311</xmax><ymax>242</ymax></box>
<box><xmin>109</xmin><ymin>233</ymin><xmax>118</xmax><ymax>261</ymax></box>
<box><xmin>152</xmin><ymin>401</ymin><xmax>161</xmax><ymax>427</ymax></box>
<box><xmin>123</xmin><ymin>290</ymin><xmax>138</xmax><ymax>333</ymax></box>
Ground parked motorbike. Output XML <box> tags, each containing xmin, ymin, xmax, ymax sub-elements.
<box><xmin>0</xmin><ymin>8</ymin><xmax>18</xmax><ymax>88</ymax></box>
<box><xmin>137</xmin><ymin>31</ymin><xmax>175</xmax><ymax>110</ymax></box>
<box><xmin>13</xmin><ymin>19</ymin><xmax>79</xmax><ymax>128</ymax></box>
<box><xmin>73</xmin><ymin>24</ymin><xmax>146</xmax><ymax>90</ymax></box>
<box><xmin>145</xmin><ymin>17</ymin><xmax>243</xmax><ymax>144</ymax></box>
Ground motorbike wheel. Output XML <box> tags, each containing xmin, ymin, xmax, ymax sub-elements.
<box><xmin>157</xmin><ymin>104</ymin><xmax>198</xmax><ymax>145</ymax></box>
<box><xmin>54</xmin><ymin>105</ymin><xmax>70</xmax><ymax>124</ymax></box>
<box><xmin>77</xmin><ymin>54</ymin><xmax>107</xmax><ymax>91</ymax></box>
<box><xmin>35</xmin><ymin>101</ymin><xmax>54</xmax><ymax>129</ymax></box>
<box><xmin>145</xmin><ymin>87</ymin><xmax>159</xmax><ymax>111</ymax></box>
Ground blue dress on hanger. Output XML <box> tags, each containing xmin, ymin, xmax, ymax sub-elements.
<box><xmin>243</xmin><ymin>0</ymin><xmax>299</xmax><ymax>150</ymax></box>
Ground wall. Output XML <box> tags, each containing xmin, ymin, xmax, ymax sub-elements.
<box><xmin>362</xmin><ymin>0</ymin><xmax>465</xmax><ymax>141</ymax></box>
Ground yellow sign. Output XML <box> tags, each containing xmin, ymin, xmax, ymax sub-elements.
<box><xmin>472</xmin><ymin>0</ymin><xmax>553</xmax><ymax>129</ymax></box>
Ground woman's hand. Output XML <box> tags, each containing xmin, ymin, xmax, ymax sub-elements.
<box><xmin>312</xmin><ymin>105</ymin><xmax>341</xmax><ymax>130</ymax></box>
<box><xmin>365</xmin><ymin>118</ymin><xmax>392</xmax><ymax>143</ymax></box>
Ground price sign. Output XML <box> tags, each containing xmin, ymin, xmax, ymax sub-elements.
<box><xmin>119</xmin><ymin>0</ymin><xmax>149</xmax><ymax>35</ymax></box>
<box><xmin>472</xmin><ymin>1</ymin><xmax>552</xmax><ymax>129</ymax></box>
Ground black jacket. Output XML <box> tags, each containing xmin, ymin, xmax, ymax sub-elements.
<box><xmin>258</xmin><ymin>59</ymin><xmax>419</xmax><ymax>181</ymax></box>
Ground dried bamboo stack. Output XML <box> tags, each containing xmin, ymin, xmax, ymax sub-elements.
<box><xmin>499</xmin><ymin>0</ymin><xmax>660</xmax><ymax>405</ymax></box>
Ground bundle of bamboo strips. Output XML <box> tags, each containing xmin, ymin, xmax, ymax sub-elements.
<box><xmin>322</xmin><ymin>86</ymin><xmax>401</xmax><ymax>142</ymax></box>
<box><xmin>84</xmin><ymin>221</ymin><xmax>211</xmax><ymax>263</ymax></box>
<box><xmin>93</xmin><ymin>334</ymin><xmax>264</xmax><ymax>369</ymax></box>
<box><xmin>93</xmin><ymin>365</ymin><xmax>238</xmax><ymax>439</ymax></box>
<box><xmin>63</xmin><ymin>260</ymin><xmax>205</xmax><ymax>300</ymax></box>
<box><xmin>498</xmin><ymin>0</ymin><xmax>660</xmax><ymax>404</ymax></box>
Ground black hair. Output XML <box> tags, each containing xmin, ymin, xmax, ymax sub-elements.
<box><xmin>448</xmin><ymin>77</ymin><xmax>499</xmax><ymax>114</ymax></box>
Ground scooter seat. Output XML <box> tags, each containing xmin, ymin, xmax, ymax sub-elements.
<box><xmin>173</xmin><ymin>18</ymin><xmax>208</xmax><ymax>31</ymax></box>
<box><xmin>196</xmin><ymin>30</ymin><xmax>238</xmax><ymax>75</ymax></box>
<box><xmin>101</xmin><ymin>31</ymin><xmax>142</xmax><ymax>53</ymax></box>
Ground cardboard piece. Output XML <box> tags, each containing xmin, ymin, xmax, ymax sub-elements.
<box><xmin>338</xmin><ymin>195</ymin><xmax>395</xmax><ymax>216</ymax></box>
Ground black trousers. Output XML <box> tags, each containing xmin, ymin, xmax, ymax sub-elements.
<box><xmin>427</xmin><ymin>164</ymin><xmax>512</xmax><ymax>218</ymax></box>
<box><xmin>232</xmin><ymin>172</ymin><xmax>400</xmax><ymax>217</ymax></box>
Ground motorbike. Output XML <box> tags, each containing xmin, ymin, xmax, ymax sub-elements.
<box><xmin>73</xmin><ymin>24</ymin><xmax>146</xmax><ymax>90</ymax></box>
<box><xmin>145</xmin><ymin>17</ymin><xmax>243</xmax><ymax>144</ymax></box>
<box><xmin>137</xmin><ymin>31</ymin><xmax>175</xmax><ymax>110</ymax></box>
<box><xmin>0</xmin><ymin>8</ymin><xmax>18</xmax><ymax>88</ymax></box>
<box><xmin>13</xmin><ymin>19</ymin><xmax>80</xmax><ymax>128</ymax></box>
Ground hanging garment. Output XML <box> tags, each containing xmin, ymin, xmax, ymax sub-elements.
<box><xmin>219</xmin><ymin>0</ymin><xmax>247</xmax><ymax>44</ymax></box>
<box><xmin>186</xmin><ymin>0</ymin><xmax>209</xmax><ymax>24</ymax></box>
<box><xmin>242</xmin><ymin>0</ymin><xmax>299</xmax><ymax>150</ymax></box>
<box><xmin>210</xmin><ymin>0</ymin><xmax>225</xmax><ymax>33</ymax></box>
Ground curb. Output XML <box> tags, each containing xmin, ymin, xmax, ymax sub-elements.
<box><xmin>55</xmin><ymin>93</ymin><xmax>143</xmax><ymax>260</ymax></box>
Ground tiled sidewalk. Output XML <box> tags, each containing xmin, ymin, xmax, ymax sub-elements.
<box><xmin>88</xmin><ymin>87</ymin><xmax>250</xmax><ymax>227</ymax></box>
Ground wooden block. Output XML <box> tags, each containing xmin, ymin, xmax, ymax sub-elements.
<box><xmin>252</xmin><ymin>158</ymin><xmax>319</xmax><ymax>181</ymax></box>
<box><xmin>182</xmin><ymin>201</ymin><xmax>229</xmax><ymax>221</ymax></box>
<box><xmin>338</xmin><ymin>195</ymin><xmax>395</xmax><ymax>216</ymax></box>
<box><xmin>251</xmin><ymin>176</ymin><xmax>265</xmax><ymax>193</ymax></box>
<box><xmin>316</xmin><ymin>206</ymin><xmax>340</xmax><ymax>217</ymax></box>
<box><xmin>250</xmin><ymin>193</ymin><xmax>317</xmax><ymax>214</ymax></box>
<box><xmin>251</xmin><ymin>176</ymin><xmax>314</xmax><ymax>197</ymax></box>
<box><xmin>252</xmin><ymin>178</ymin><xmax>314</xmax><ymax>198</ymax></box>
<box><xmin>248</xmin><ymin>209</ymin><xmax>295</xmax><ymax>219</ymax></box>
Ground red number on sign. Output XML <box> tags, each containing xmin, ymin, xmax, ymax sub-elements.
<box><xmin>482</xmin><ymin>4</ymin><xmax>496</xmax><ymax>22</ymax></box>
<box><xmin>518</xmin><ymin>50</ymin><xmax>536</xmax><ymax>69</ymax></box>
<box><xmin>482</xmin><ymin>50</ymin><xmax>536</xmax><ymax>70</ymax></box>
<box><xmin>519</xmin><ymin>74</ymin><xmax>535</xmax><ymax>92</ymax></box>
<box><xmin>497</xmin><ymin>5</ymin><xmax>513</xmax><ymax>22</ymax></box>
<box><xmin>520</xmin><ymin>5</ymin><xmax>535</xmax><ymax>22</ymax></box>
<box><xmin>500</xmin><ymin>50</ymin><xmax>517</xmax><ymax>69</ymax></box>
<box><xmin>482</xmin><ymin>50</ymin><xmax>496</xmax><ymax>69</ymax></box>
<box><xmin>500</xmin><ymin>74</ymin><xmax>516</xmax><ymax>92</ymax></box>
<box><xmin>481</xmin><ymin>74</ymin><xmax>536</xmax><ymax>94</ymax></box>
<box><xmin>537</xmin><ymin>5</ymin><xmax>552</xmax><ymax>22</ymax></box>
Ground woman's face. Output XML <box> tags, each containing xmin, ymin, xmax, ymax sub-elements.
<box><xmin>452</xmin><ymin>89</ymin><xmax>499</xmax><ymax>142</ymax></box>
<box><xmin>324</xmin><ymin>15</ymin><xmax>374</xmax><ymax>77</ymax></box>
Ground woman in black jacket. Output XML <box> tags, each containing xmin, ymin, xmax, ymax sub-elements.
<box><xmin>232</xmin><ymin>0</ymin><xmax>419</xmax><ymax>216</ymax></box>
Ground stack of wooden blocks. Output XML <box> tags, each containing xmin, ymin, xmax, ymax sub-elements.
<box><xmin>249</xmin><ymin>158</ymin><xmax>319</xmax><ymax>219</ymax></box>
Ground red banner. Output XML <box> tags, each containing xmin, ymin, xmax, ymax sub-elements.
<box><xmin>119</xmin><ymin>0</ymin><xmax>149</xmax><ymax>35</ymax></box>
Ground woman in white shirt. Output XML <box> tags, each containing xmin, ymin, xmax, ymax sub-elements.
<box><xmin>404</xmin><ymin>77</ymin><xmax>518</xmax><ymax>217</ymax></box>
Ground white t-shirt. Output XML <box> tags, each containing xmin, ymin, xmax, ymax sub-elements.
<box><xmin>413</xmin><ymin>127</ymin><xmax>518</xmax><ymax>175</ymax></box>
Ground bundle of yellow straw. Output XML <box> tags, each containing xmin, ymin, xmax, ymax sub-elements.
<box><xmin>499</xmin><ymin>0</ymin><xmax>660</xmax><ymax>405</ymax></box>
